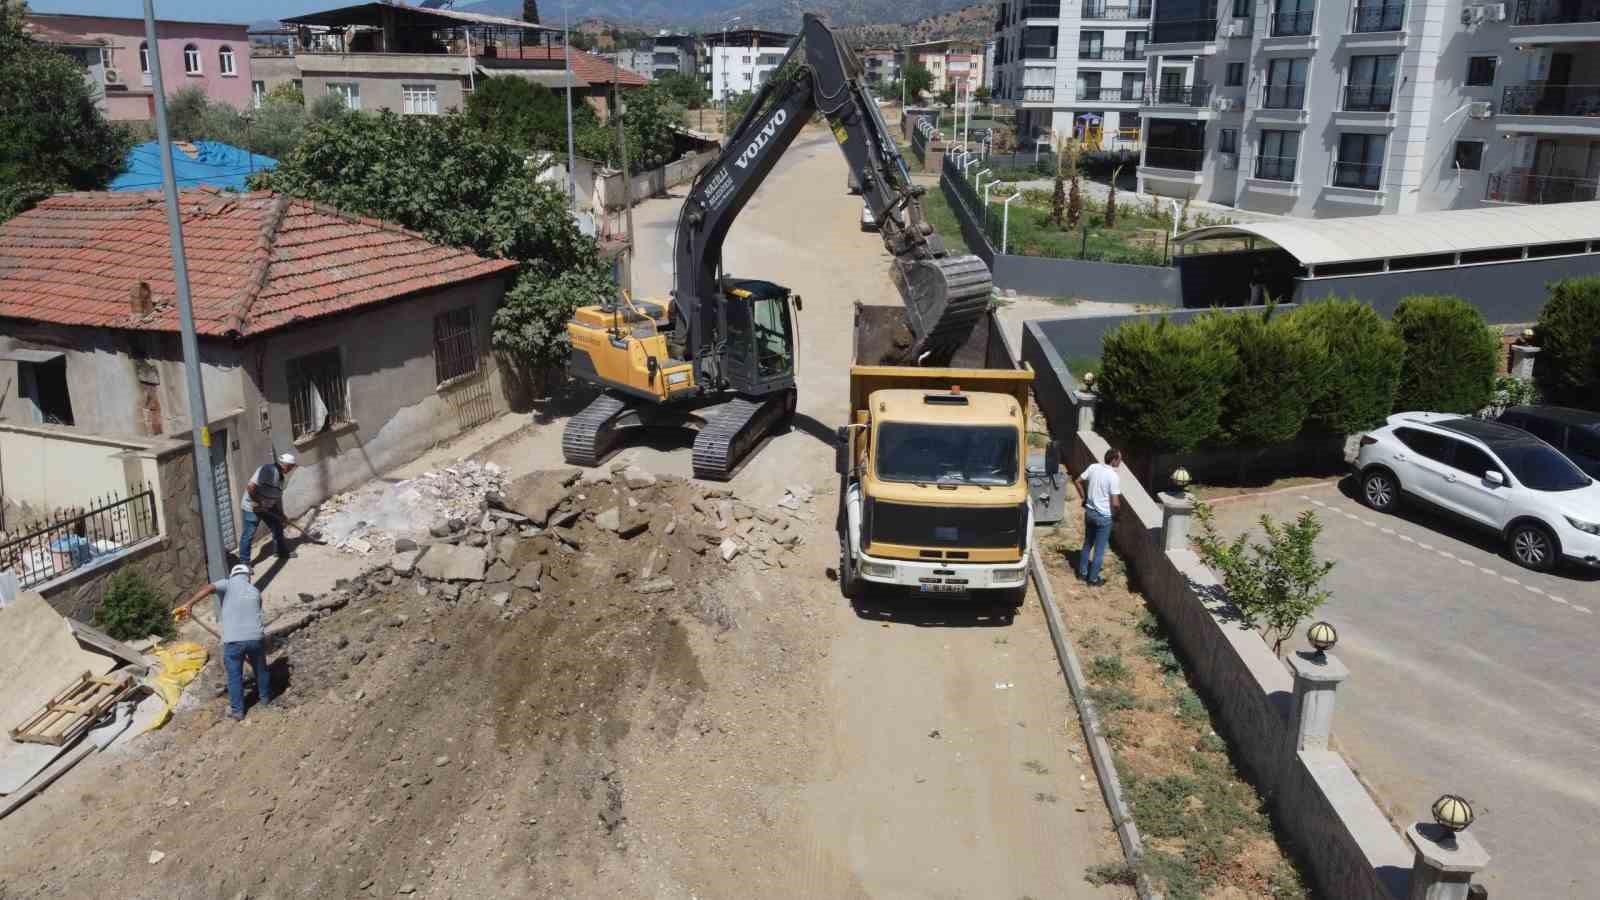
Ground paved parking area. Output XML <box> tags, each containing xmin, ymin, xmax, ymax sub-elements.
<box><xmin>1209</xmin><ymin>480</ymin><xmax>1600</xmax><ymax>899</ymax></box>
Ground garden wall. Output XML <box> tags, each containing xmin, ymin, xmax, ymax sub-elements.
<box><xmin>1292</xmin><ymin>253</ymin><xmax>1600</xmax><ymax>324</ymax></box>
<box><xmin>940</xmin><ymin>162</ymin><xmax>1183</xmax><ymax>305</ymax></box>
<box><xmin>594</xmin><ymin>148</ymin><xmax>719</xmax><ymax>209</ymax></box>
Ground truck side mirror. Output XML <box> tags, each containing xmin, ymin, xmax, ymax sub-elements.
<box><xmin>793</xmin><ymin>295</ymin><xmax>803</xmax><ymax>312</ymax></box>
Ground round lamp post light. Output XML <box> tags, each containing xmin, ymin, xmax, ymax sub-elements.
<box><xmin>1081</xmin><ymin>371</ymin><xmax>1096</xmax><ymax>392</ymax></box>
<box><xmin>1306</xmin><ymin>620</ymin><xmax>1338</xmax><ymax>661</ymax></box>
<box><xmin>1170</xmin><ymin>466</ymin><xmax>1193</xmax><ymax>496</ymax></box>
<box><xmin>1431</xmin><ymin>794</ymin><xmax>1475</xmax><ymax>840</ymax></box>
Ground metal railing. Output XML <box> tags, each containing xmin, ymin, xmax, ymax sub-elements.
<box><xmin>1151</xmin><ymin>17</ymin><xmax>1220</xmax><ymax>43</ymax></box>
<box><xmin>1022</xmin><ymin>86</ymin><xmax>1057</xmax><ymax>102</ymax></box>
<box><xmin>1343</xmin><ymin>83</ymin><xmax>1395</xmax><ymax>111</ymax></box>
<box><xmin>1261</xmin><ymin>82</ymin><xmax>1307</xmax><ymax>109</ymax></box>
<box><xmin>1333</xmin><ymin>160</ymin><xmax>1385</xmax><ymax>189</ymax></box>
<box><xmin>0</xmin><ymin>489</ymin><xmax>159</xmax><ymax>589</ymax></box>
<box><xmin>1022</xmin><ymin>2</ymin><xmax>1063</xmax><ymax>17</ymax></box>
<box><xmin>1513</xmin><ymin>0</ymin><xmax>1600</xmax><ymax>24</ymax></box>
<box><xmin>1254</xmin><ymin>154</ymin><xmax>1298</xmax><ymax>180</ymax></box>
<box><xmin>1021</xmin><ymin>44</ymin><xmax>1059</xmax><ymax>59</ymax></box>
<box><xmin>1079</xmin><ymin>46</ymin><xmax>1147</xmax><ymax>60</ymax></box>
<box><xmin>1143</xmin><ymin>146</ymin><xmax>1206</xmax><ymax>170</ymax></box>
<box><xmin>1501</xmin><ymin>83</ymin><xmax>1600</xmax><ymax>117</ymax></box>
<box><xmin>1084</xmin><ymin>1</ymin><xmax>1154</xmax><ymax>18</ymax></box>
<box><xmin>1487</xmin><ymin>172</ymin><xmax>1600</xmax><ymax>204</ymax></box>
<box><xmin>1078</xmin><ymin>86</ymin><xmax>1144</xmax><ymax>102</ymax></box>
<box><xmin>1270</xmin><ymin>9</ymin><xmax>1316</xmax><ymax>35</ymax></box>
<box><xmin>1146</xmin><ymin>82</ymin><xmax>1213</xmax><ymax>106</ymax></box>
<box><xmin>1352</xmin><ymin>1</ymin><xmax>1407</xmax><ymax>31</ymax></box>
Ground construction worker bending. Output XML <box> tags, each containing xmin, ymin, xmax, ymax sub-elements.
<box><xmin>177</xmin><ymin>563</ymin><xmax>270</xmax><ymax>721</ymax></box>
<box><xmin>238</xmin><ymin>452</ymin><xmax>297</xmax><ymax>564</ymax></box>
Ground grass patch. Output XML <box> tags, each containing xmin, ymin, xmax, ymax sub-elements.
<box><xmin>919</xmin><ymin>185</ymin><xmax>972</xmax><ymax>256</ymax></box>
<box><xmin>1089</xmin><ymin>654</ymin><xmax>1131</xmax><ymax>684</ymax></box>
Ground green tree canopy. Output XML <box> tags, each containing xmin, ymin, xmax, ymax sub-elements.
<box><xmin>655</xmin><ymin>71</ymin><xmax>708</xmax><ymax>110</ymax></box>
<box><xmin>1532</xmin><ymin>277</ymin><xmax>1600</xmax><ymax>410</ymax></box>
<box><xmin>1390</xmin><ymin>294</ymin><xmax>1499</xmax><ymax>414</ymax></box>
<box><xmin>902</xmin><ymin>61</ymin><xmax>933</xmax><ymax>100</ymax></box>
<box><xmin>1</xmin><ymin>0</ymin><xmax>132</xmax><ymax>219</ymax></box>
<box><xmin>464</xmin><ymin>74</ymin><xmax>597</xmax><ymax>154</ymax></box>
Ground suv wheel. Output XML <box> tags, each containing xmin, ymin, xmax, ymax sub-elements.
<box><xmin>1508</xmin><ymin>522</ymin><xmax>1559</xmax><ymax>572</ymax></box>
<box><xmin>838</xmin><ymin>533</ymin><xmax>861</xmax><ymax>600</ymax></box>
<box><xmin>1361</xmin><ymin>468</ymin><xmax>1399</xmax><ymax>512</ymax></box>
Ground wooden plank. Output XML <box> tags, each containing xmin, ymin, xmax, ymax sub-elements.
<box><xmin>64</xmin><ymin>619</ymin><xmax>150</xmax><ymax>672</ymax></box>
<box><xmin>8</xmin><ymin>672</ymin><xmax>132</xmax><ymax>747</ymax></box>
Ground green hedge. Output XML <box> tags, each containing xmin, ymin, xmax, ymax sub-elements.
<box><xmin>1197</xmin><ymin>309</ymin><xmax>1331</xmax><ymax>446</ymax></box>
<box><xmin>1533</xmin><ymin>277</ymin><xmax>1600</xmax><ymax>410</ymax></box>
<box><xmin>1287</xmin><ymin>299</ymin><xmax>1405</xmax><ymax>434</ymax></box>
<box><xmin>1099</xmin><ymin>318</ymin><xmax>1238</xmax><ymax>452</ymax></box>
<box><xmin>1390</xmin><ymin>295</ymin><xmax>1499</xmax><ymax>414</ymax></box>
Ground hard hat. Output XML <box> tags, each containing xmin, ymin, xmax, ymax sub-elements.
<box><xmin>278</xmin><ymin>452</ymin><xmax>297</xmax><ymax>466</ymax></box>
<box><xmin>230</xmin><ymin>563</ymin><xmax>252</xmax><ymax>577</ymax></box>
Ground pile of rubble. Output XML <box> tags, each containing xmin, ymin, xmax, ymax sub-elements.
<box><xmin>316</xmin><ymin>461</ymin><xmax>508</xmax><ymax>556</ymax></box>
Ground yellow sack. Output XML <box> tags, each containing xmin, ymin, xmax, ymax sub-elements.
<box><xmin>143</xmin><ymin>641</ymin><xmax>208</xmax><ymax>732</ymax></box>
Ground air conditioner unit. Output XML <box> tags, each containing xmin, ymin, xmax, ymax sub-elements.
<box><xmin>1222</xmin><ymin>21</ymin><xmax>1252</xmax><ymax>37</ymax></box>
<box><xmin>1460</xmin><ymin>5</ymin><xmax>1486</xmax><ymax>24</ymax></box>
<box><xmin>1484</xmin><ymin>2</ymin><xmax>1509</xmax><ymax>20</ymax></box>
<box><xmin>103</xmin><ymin>67</ymin><xmax>122</xmax><ymax>85</ymax></box>
<box><xmin>1220</xmin><ymin>153</ymin><xmax>1238</xmax><ymax>170</ymax></box>
<box><xmin>1214</xmin><ymin>97</ymin><xmax>1235</xmax><ymax>112</ymax></box>
<box><xmin>1468</xmin><ymin>100</ymin><xmax>1494</xmax><ymax>118</ymax></box>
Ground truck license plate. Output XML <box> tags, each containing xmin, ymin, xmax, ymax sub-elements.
<box><xmin>919</xmin><ymin>584</ymin><xmax>967</xmax><ymax>593</ymax></box>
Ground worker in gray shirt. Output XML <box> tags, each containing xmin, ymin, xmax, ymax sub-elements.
<box><xmin>237</xmin><ymin>452</ymin><xmax>296</xmax><ymax>564</ymax></box>
<box><xmin>177</xmin><ymin>564</ymin><xmax>271</xmax><ymax>721</ymax></box>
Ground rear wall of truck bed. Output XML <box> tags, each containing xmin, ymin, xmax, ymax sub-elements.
<box><xmin>849</xmin><ymin>304</ymin><xmax>1032</xmax><ymax>415</ymax></box>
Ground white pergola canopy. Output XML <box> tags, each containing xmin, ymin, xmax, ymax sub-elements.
<box><xmin>1177</xmin><ymin>201</ymin><xmax>1600</xmax><ymax>269</ymax></box>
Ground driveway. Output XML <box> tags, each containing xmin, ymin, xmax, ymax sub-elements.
<box><xmin>1208</xmin><ymin>480</ymin><xmax>1600</xmax><ymax>899</ymax></box>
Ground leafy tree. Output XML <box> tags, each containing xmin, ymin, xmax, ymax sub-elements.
<box><xmin>974</xmin><ymin>85</ymin><xmax>992</xmax><ymax>102</ymax></box>
<box><xmin>1288</xmin><ymin>299</ymin><xmax>1405</xmax><ymax>433</ymax></box>
<box><xmin>655</xmin><ymin>71</ymin><xmax>708</xmax><ymax>110</ymax></box>
<box><xmin>1390</xmin><ymin>294</ymin><xmax>1499</xmax><ymax>413</ymax></box>
<box><xmin>937</xmin><ymin>86</ymin><xmax>956</xmax><ymax>107</ymax></box>
<box><xmin>1103</xmin><ymin>165</ymin><xmax>1121</xmax><ymax>227</ymax></box>
<box><xmin>899</xmin><ymin>61</ymin><xmax>932</xmax><ymax>101</ymax></box>
<box><xmin>0</xmin><ymin>0</ymin><xmax>132</xmax><ymax>220</ymax></box>
<box><xmin>465</xmin><ymin>74</ymin><xmax>597</xmax><ymax>154</ymax></box>
<box><xmin>267</xmin><ymin>82</ymin><xmax>305</xmax><ymax>105</ymax></box>
<box><xmin>1197</xmin><ymin>309</ymin><xmax>1330</xmax><ymax>447</ymax></box>
<box><xmin>1194</xmin><ymin>504</ymin><xmax>1334</xmax><ymax>657</ymax></box>
<box><xmin>522</xmin><ymin>0</ymin><xmax>539</xmax><ymax>24</ymax></box>
<box><xmin>1099</xmin><ymin>317</ymin><xmax>1238</xmax><ymax>452</ymax></box>
<box><xmin>492</xmin><ymin>266</ymin><xmax>615</xmax><ymax>370</ymax></box>
<box><xmin>1532</xmin><ymin>276</ymin><xmax>1600</xmax><ymax>410</ymax></box>
<box><xmin>723</xmin><ymin>90</ymin><xmax>756</xmax><ymax>121</ymax></box>
<box><xmin>619</xmin><ymin>83</ymin><xmax>681</xmax><ymax>170</ymax></box>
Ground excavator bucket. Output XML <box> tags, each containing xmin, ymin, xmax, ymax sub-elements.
<box><xmin>891</xmin><ymin>253</ymin><xmax>994</xmax><ymax>364</ymax></box>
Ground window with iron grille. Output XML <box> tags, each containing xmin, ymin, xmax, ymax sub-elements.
<box><xmin>402</xmin><ymin>83</ymin><xmax>438</xmax><ymax>115</ymax></box>
<box><xmin>288</xmin><ymin>348</ymin><xmax>349</xmax><ymax>440</ymax></box>
<box><xmin>433</xmin><ymin>306</ymin><xmax>480</xmax><ymax>385</ymax></box>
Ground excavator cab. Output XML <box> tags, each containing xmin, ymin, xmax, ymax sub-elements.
<box><xmin>721</xmin><ymin>279</ymin><xmax>799</xmax><ymax>397</ymax></box>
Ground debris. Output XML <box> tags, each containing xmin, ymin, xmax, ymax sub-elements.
<box><xmin>719</xmin><ymin>538</ymin><xmax>740</xmax><ymax>562</ymax></box>
<box><xmin>393</xmin><ymin>537</ymin><xmax>419</xmax><ymax>552</ymax></box>
<box><xmin>415</xmin><ymin>545</ymin><xmax>487</xmax><ymax>583</ymax></box>
<box><xmin>513</xmin><ymin>561</ymin><xmax>543</xmax><ymax>591</ymax></box>
<box><xmin>500</xmin><ymin>468</ymin><xmax>582</xmax><ymax>526</ymax></box>
<box><xmin>596</xmin><ymin>508</ymin><xmax>621</xmax><ymax>532</ymax></box>
<box><xmin>636</xmin><ymin>577</ymin><xmax>675</xmax><ymax>594</ymax></box>
<box><xmin>485</xmin><ymin>561</ymin><xmax>513</xmax><ymax>583</ymax></box>
<box><xmin>391</xmin><ymin>550</ymin><xmax>420</xmax><ymax>577</ymax></box>
<box><xmin>433</xmin><ymin>755</ymin><xmax>450</xmax><ymax>767</ymax></box>
<box><xmin>148</xmin><ymin>850</ymin><xmax>165</xmax><ymax>865</ymax></box>
<box><xmin>715</xmin><ymin>500</ymin><xmax>734</xmax><ymax>530</ymax></box>
<box><xmin>622</xmin><ymin>466</ymin><xmax>657</xmax><ymax>489</ymax></box>
<box><xmin>429</xmin><ymin>521</ymin><xmax>452</xmax><ymax>538</ymax></box>
<box><xmin>396</xmin><ymin>884</ymin><xmax>416</xmax><ymax>895</ymax></box>
<box><xmin>491</xmin><ymin>592</ymin><xmax>511</xmax><ymax>608</ymax></box>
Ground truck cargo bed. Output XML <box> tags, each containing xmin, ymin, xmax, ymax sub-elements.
<box><xmin>849</xmin><ymin>304</ymin><xmax>1031</xmax><ymax>415</ymax></box>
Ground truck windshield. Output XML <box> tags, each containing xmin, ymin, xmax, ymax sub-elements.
<box><xmin>876</xmin><ymin>423</ymin><xmax>1018</xmax><ymax>486</ymax></box>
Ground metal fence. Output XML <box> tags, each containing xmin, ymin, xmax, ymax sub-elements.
<box><xmin>0</xmin><ymin>489</ymin><xmax>159</xmax><ymax>588</ymax></box>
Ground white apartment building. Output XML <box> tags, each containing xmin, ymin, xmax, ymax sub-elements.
<box><xmin>704</xmin><ymin>28</ymin><xmax>795</xmax><ymax>102</ymax></box>
<box><xmin>1136</xmin><ymin>0</ymin><xmax>1600</xmax><ymax>216</ymax></box>
<box><xmin>991</xmin><ymin>0</ymin><xmax>1153</xmax><ymax>148</ymax></box>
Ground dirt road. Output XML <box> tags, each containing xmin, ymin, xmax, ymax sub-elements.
<box><xmin>0</xmin><ymin>129</ymin><xmax>1126</xmax><ymax>899</ymax></box>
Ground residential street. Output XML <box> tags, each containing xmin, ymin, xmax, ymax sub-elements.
<box><xmin>1209</xmin><ymin>480</ymin><xmax>1600</xmax><ymax>899</ymax></box>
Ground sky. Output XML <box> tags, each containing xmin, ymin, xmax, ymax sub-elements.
<box><xmin>32</xmin><ymin>0</ymin><xmax>383</xmax><ymax>26</ymax></box>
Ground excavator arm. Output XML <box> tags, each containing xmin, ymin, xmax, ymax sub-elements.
<box><xmin>671</xmin><ymin>13</ymin><xmax>991</xmax><ymax>375</ymax></box>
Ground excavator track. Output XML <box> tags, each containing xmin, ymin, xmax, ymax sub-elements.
<box><xmin>562</xmin><ymin>392</ymin><xmax>632</xmax><ymax>468</ymax></box>
<box><xmin>691</xmin><ymin>390</ymin><xmax>796</xmax><ymax>482</ymax></box>
<box><xmin>893</xmin><ymin>254</ymin><xmax>994</xmax><ymax>364</ymax></box>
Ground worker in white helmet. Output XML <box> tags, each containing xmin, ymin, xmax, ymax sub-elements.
<box><xmin>237</xmin><ymin>452</ymin><xmax>298</xmax><ymax>564</ymax></box>
<box><xmin>176</xmin><ymin>563</ymin><xmax>270</xmax><ymax>721</ymax></box>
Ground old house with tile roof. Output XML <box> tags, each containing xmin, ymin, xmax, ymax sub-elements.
<box><xmin>0</xmin><ymin>189</ymin><xmax>519</xmax><ymax>529</ymax></box>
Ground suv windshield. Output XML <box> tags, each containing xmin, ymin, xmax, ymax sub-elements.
<box><xmin>1494</xmin><ymin>442</ymin><xmax>1592</xmax><ymax>492</ymax></box>
<box><xmin>877</xmin><ymin>422</ymin><xmax>1019</xmax><ymax>486</ymax></box>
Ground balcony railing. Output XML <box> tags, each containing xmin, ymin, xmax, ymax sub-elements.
<box><xmin>1501</xmin><ymin>83</ymin><xmax>1600</xmax><ymax>117</ymax></box>
<box><xmin>1021</xmin><ymin>44</ymin><xmax>1059</xmax><ymax>59</ymax></box>
<box><xmin>1343</xmin><ymin>83</ymin><xmax>1395</xmax><ymax>111</ymax></box>
<box><xmin>1333</xmin><ymin>160</ymin><xmax>1385</xmax><ymax>189</ymax></box>
<box><xmin>1144</xmin><ymin>146</ymin><xmax>1206</xmax><ymax>170</ymax></box>
<box><xmin>1487</xmin><ymin>172</ymin><xmax>1600</xmax><ymax>204</ymax></box>
<box><xmin>1084</xmin><ymin>2</ymin><xmax>1154</xmax><ymax>19</ymax></box>
<box><xmin>1151</xmin><ymin>17</ymin><xmax>1219</xmax><ymax>43</ymax></box>
<box><xmin>1022</xmin><ymin>3</ymin><xmax>1063</xmax><ymax>17</ymax></box>
<box><xmin>1261</xmin><ymin>82</ymin><xmax>1307</xmax><ymax>109</ymax></box>
<box><xmin>1254</xmin><ymin>154</ymin><xmax>1298</xmax><ymax>181</ymax></box>
<box><xmin>1269</xmin><ymin>9</ymin><xmax>1316</xmax><ymax>35</ymax></box>
<box><xmin>1352</xmin><ymin>1</ymin><xmax>1407</xmax><ymax>31</ymax></box>
<box><xmin>1513</xmin><ymin>0</ymin><xmax>1600</xmax><ymax>25</ymax></box>
<box><xmin>1079</xmin><ymin>46</ymin><xmax>1147</xmax><ymax>60</ymax></box>
<box><xmin>1146</xmin><ymin>82</ymin><xmax>1213</xmax><ymax>105</ymax></box>
<box><xmin>1022</xmin><ymin>86</ymin><xmax>1057</xmax><ymax>102</ymax></box>
<box><xmin>1078</xmin><ymin>86</ymin><xmax>1145</xmax><ymax>102</ymax></box>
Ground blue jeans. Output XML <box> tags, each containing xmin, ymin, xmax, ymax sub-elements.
<box><xmin>223</xmin><ymin>639</ymin><xmax>270</xmax><ymax>718</ymax></box>
<box><xmin>1078</xmin><ymin>508</ymin><xmax>1113</xmax><ymax>582</ymax></box>
<box><xmin>237</xmin><ymin>510</ymin><xmax>287</xmax><ymax>563</ymax></box>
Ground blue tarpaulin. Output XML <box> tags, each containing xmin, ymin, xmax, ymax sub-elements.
<box><xmin>110</xmin><ymin>141</ymin><xmax>277</xmax><ymax>193</ymax></box>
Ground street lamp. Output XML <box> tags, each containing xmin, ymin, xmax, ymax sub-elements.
<box><xmin>1170</xmin><ymin>466</ymin><xmax>1193</xmax><ymax>497</ymax></box>
<box><xmin>1001</xmin><ymin>190</ymin><xmax>1021</xmax><ymax>253</ymax></box>
<box><xmin>1306</xmin><ymin>620</ymin><xmax>1338</xmax><ymax>662</ymax></box>
<box><xmin>1430</xmin><ymin>794</ymin><xmax>1475</xmax><ymax>840</ymax></box>
<box><xmin>719</xmin><ymin>15</ymin><xmax>741</xmax><ymax>135</ymax></box>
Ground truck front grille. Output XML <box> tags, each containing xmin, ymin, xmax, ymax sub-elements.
<box><xmin>870</xmin><ymin>501</ymin><xmax>1025</xmax><ymax>549</ymax></box>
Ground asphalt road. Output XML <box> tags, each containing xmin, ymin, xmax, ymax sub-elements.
<box><xmin>1210</xmin><ymin>480</ymin><xmax>1600</xmax><ymax>899</ymax></box>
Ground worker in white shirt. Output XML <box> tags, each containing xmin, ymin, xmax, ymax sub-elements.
<box><xmin>1074</xmin><ymin>448</ymin><xmax>1123</xmax><ymax>586</ymax></box>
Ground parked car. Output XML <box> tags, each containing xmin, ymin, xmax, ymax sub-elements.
<box><xmin>1496</xmin><ymin>406</ymin><xmax>1600</xmax><ymax>479</ymax></box>
<box><xmin>1355</xmin><ymin>412</ymin><xmax>1600</xmax><ymax>572</ymax></box>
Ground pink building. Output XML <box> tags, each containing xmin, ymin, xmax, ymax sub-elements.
<box><xmin>26</xmin><ymin>13</ymin><xmax>253</xmax><ymax>121</ymax></box>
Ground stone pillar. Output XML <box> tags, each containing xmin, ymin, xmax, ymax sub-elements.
<box><xmin>1405</xmin><ymin>823</ymin><xmax>1490</xmax><ymax>900</ymax></box>
<box><xmin>1285</xmin><ymin>650</ymin><xmax>1349</xmax><ymax>751</ymax></box>
<box><xmin>1509</xmin><ymin>343</ymin><xmax>1540</xmax><ymax>381</ymax></box>
<box><xmin>1160</xmin><ymin>492</ymin><xmax>1195</xmax><ymax>552</ymax></box>
<box><xmin>1073</xmin><ymin>390</ymin><xmax>1099</xmax><ymax>433</ymax></box>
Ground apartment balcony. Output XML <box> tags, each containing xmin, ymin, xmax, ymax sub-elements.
<box><xmin>1351</xmin><ymin>1</ymin><xmax>1407</xmax><ymax>31</ymax></box>
<box><xmin>1021</xmin><ymin>44</ymin><xmax>1059</xmax><ymax>60</ymax></box>
<box><xmin>1142</xmin><ymin>146</ymin><xmax>1206</xmax><ymax>170</ymax></box>
<box><xmin>1146</xmin><ymin>83</ymin><xmax>1213</xmax><ymax>107</ymax></box>
<box><xmin>1499</xmin><ymin>83</ymin><xmax>1600</xmax><ymax>136</ymax></box>
<box><xmin>1150</xmin><ymin>17</ymin><xmax>1219</xmax><ymax>50</ymax></box>
<box><xmin>1487</xmin><ymin>171</ymin><xmax>1600</xmax><ymax>204</ymax></box>
<box><xmin>1254</xmin><ymin>154</ymin><xmax>1298</xmax><ymax>181</ymax></box>
<box><xmin>1511</xmin><ymin>0</ymin><xmax>1600</xmax><ymax>41</ymax></box>
<box><xmin>1332</xmin><ymin>160</ymin><xmax>1385</xmax><ymax>190</ymax></box>
<box><xmin>1077</xmin><ymin>85</ymin><xmax>1145</xmax><ymax>103</ymax></box>
<box><xmin>1020</xmin><ymin>86</ymin><xmax>1058</xmax><ymax>104</ymax></box>
<box><xmin>1261</xmin><ymin>83</ymin><xmax>1307</xmax><ymax>109</ymax></box>
<box><xmin>1083</xmin><ymin>2</ymin><xmax>1154</xmax><ymax>20</ymax></box>
<box><xmin>1269</xmin><ymin>9</ymin><xmax>1315</xmax><ymax>35</ymax></box>
<box><xmin>1021</xmin><ymin>3</ymin><xmax>1063</xmax><ymax>19</ymax></box>
<box><xmin>1078</xmin><ymin>46</ymin><xmax>1147</xmax><ymax>61</ymax></box>
<box><xmin>1140</xmin><ymin>146</ymin><xmax>1207</xmax><ymax>189</ymax></box>
<box><xmin>1343</xmin><ymin>84</ymin><xmax>1395</xmax><ymax>111</ymax></box>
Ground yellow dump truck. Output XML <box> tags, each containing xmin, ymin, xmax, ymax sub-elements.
<box><xmin>837</xmin><ymin>305</ymin><xmax>1035</xmax><ymax>602</ymax></box>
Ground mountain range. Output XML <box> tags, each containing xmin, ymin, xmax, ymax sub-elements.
<box><xmin>455</xmin><ymin>0</ymin><xmax>991</xmax><ymax>35</ymax></box>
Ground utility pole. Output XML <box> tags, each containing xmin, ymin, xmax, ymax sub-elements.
<box><xmin>613</xmin><ymin>80</ymin><xmax>634</xmax><ymax>293</ymax></box>
<box><xmin>718</xmin><ymin>16</ymin><xmax>740</xmax><ymax>138</ymax></box>
<box><xmin>562</xmin><ymin>0</ymin><xmax>576</xmax><ymax>203</ymax></box>
<box><xmin>142</xmin><ymin>0</ymin><xmax>226</xmax><ymax>584</ymax></box>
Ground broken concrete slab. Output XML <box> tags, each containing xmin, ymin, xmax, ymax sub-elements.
<box><xmin>485</xmin><ymin>561</ymin><xmax>513</xmax><ymax>583</ymax></box>
<box><xmin>391</xmin><ymin>550</ymin><xmax>420</xmax><ymax>577</ymax></box>
<box><xmin>265</xmin><ymin>610</ymin><xmax>317</xmax><ymax>640</ymax></box>
<box><xmin>622</xmin><ymin>466</ymin><xmax>657</xmax><ymax>489</ymax></box>
<box><xmin>595</xmin><ymin>507</ymin><xmax>621</xmax><ymax>532</ymax></box>
<box><xmin>415</xmin><ymin>544</ymin><xmax>488</xmax><ymax>583</ymax></box>
<box><xmin>500</xmin><ymin>468</ymin><xmax>583</xmax><ymax>527</ymax></box>
<box><xmin>719</xmin><ymin>538</ymin><xmax>741</xmax><ymax>562</ymax></box>
<box><xmin>636</xmin><ymin>577</ymin><xmax>675</xmax><ymax>594</ymax></box>
<box><xmin>550</xmin><ymin>507</ymin><xmax>580</xmax><ymax>528</ymax></box>
<box><xmin>513</xmin><ymin>561</ymin><xmax>543</xmax><ymax>591</ymax></box>
<box><xmin>716</xmin><ymin>500</ymin><xmax>734</xmax><ymax>530</ymax></box>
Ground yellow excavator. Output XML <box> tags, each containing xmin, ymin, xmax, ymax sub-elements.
<box><xmin>562</xmin><ymin>14</ymin><xmax>993</xmax><ymax>480</ymax></box>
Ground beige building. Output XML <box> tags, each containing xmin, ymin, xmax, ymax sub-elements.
<box><xmin>907</xmin><ymin>39</ymin><xmax>987</xmax><ymax>96</ymax></box>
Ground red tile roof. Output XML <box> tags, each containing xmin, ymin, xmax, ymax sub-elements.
<box><xmin>0</xmin><ymin>190</ymin><xmax>519</xmax><ymax>338</ymax></box>
<box><xmin>514</xmin><ymin>47</ymin><xmax>649</xmax><ymax>87</ymax></box>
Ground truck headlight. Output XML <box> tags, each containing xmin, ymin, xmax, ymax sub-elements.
<box><xmin>859</xmin><ymin>561</ymin><xmax>897</xmax><ymax>579</ymax></box>
<box><xmin>1566</xmin><ymin>516</ymin><xmax>1600</xmax><ymax>536</ymax></box>
<box><xmin>992</xmin><ymin>566</ymin><xmax>1026</xmax><ymax>583</ymax></box>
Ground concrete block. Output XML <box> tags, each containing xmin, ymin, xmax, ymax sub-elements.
<box><xmin>415</xmin><ymin>544</ymin><xmax>487</xmax><ymax>583</ymax></box>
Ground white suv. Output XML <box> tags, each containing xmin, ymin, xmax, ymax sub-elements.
<box><xmin>1355</xmin><ymin>412</ymin><xmax>1600</xmax><ymax>572</ymax></box>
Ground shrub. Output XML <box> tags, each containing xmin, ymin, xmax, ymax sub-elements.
<box><xmin>1193</xmin><ymin>503</ymin><xmax>1334</xmax><ymax>656</ymax></box>
<box><xmin>1099</xmin><ymin>318</ymin><xmax>1238</xmax><ymax>452</ymax></box>
<box><xmin>95</xmin><ymin>569</ymin><xmax>174</xmax><ymax>641</ymax></box>
<box><xmin>1532</xmin><ymin>276</ymin><xmax>1600</xmax><ymax>410</ymax></box>
<box><xmin>1196</xmin><ymin>309</ymin><xmax>1330</xmax><ymax>446</ymax></box>
<box><xmin>1390</xmin><ymin>294</ymin><xmax>1498</xmax><ymax>413</ymax></box>
<box><xmin>1288</xmin><ymin>298</ymin><xmax>1405</xmax><ymax>434</ymax></box>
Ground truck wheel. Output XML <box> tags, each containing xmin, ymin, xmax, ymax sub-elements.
<box><xmin>838</xmin><ymin>534</ymin><xmax>861</xmax><ymax>600</ymax></box>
